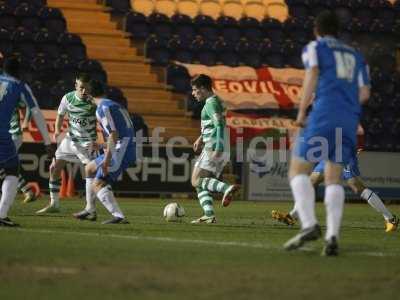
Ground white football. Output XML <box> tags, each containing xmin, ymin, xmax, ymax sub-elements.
<box><xmin>163</xmin><ymin>202</ymin><xmax>185</xmax><ymax>222</ymax></box>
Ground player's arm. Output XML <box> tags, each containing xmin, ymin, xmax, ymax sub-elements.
<box><xmin>193</xmin><ymin>135</ymin><xmax>203</xmax><ymax>153</ymax></box>
<box><xmin>207</xmin><ymin>100</ymin><xmax>225</xmax><ymax>155</ymax></box>
<box><xmin>297</xmin><ymin>42</ymin><xmax>319</xmax><ymax>127</ymax></box>
<box><xmin>101</xmin><ymin>106</ymin><xmax>119</xmax><ymax>175</ymax></box>
<box><xmin>55</xmin><ymin>96</ymin><xmax>68</xmax><ymax>143</ymax></box>
<box><xmin>358</xmin><ymin>60</ymin><xmax>371</xmax><ymax>104</ymax></box>
<box><xmin>21</xmin><ymin>105</ymin><xmax>31</xmax><ymax>130</ymax></box>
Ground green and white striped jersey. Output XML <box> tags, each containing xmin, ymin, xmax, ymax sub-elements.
<box><xmin>9</xmin><ymin>99</ymin><xmax>29</xmax><ymax>137</ymax></box>
<box><xmin>58</xmin><ymin>91</ymin><xmax>97</xmax><ymax>143</ymax></box>
<box><xmin>200</xmin><ymin>95</ymin><xmax>226</xmax><ymax>151</ymax></box>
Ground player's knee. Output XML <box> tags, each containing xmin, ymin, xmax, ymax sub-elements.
<box><xmin>92</xmin><ymin>179</ymin><xmax>106</xmax><ymax>194</ymax></box>
<box><xmin>85</xmin><ymin>163</ymin><xmax>95</xmax><ymax>177</ymax></box>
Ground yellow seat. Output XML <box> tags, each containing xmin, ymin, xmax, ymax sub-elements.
<box><xmin>222</xmin><ymin>0</ymin><xmax>244</xmax><ymax>21</ymax></box>
<box><xmin>244</xmin><ymin>0</ymin><xmax>266</xmax><ymax>21</ymax></box>
<box><xmin>176</xmin><ymin>0</ymin><xmax>200</xmax><ymax>18</ymax></box>
<box><xmin>266</xmin><ymin>1</ymin><xmax>288</xmax><ymax>22</ymax></box>
<box><xmin>199</xmin><ymin>0</ymin><xmax>222</xmax><ymax>19</ymax></box>
<box><xmin>130</xmin><ymin>0</ymin><xmax>155</xmax><ymax>16</ymax></box>
<box><xmin>154</xmin><ymin>0</ymin><xmax>177</xmax><ymax>17</ymax></box>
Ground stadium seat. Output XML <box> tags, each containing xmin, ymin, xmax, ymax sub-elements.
<box><xmin>266</xmin><ymin>1</ymin><xmax>288</xmax><ymax>22</ymax></box>
<box><xmin>237</xmin><ymin>39</ymin><xmax>261</xmax><ymax>67</ymax></box>
<box><xmin>199</xmin><ymin>0</ymin><xmax>222</xmax><ymax>20</ymax></box>
<box><xmin>124</xmin><ymin>11</ymin><xmax>151</xmax><ymax>40</ymax></box>
<box><xmin>51</xmin><ymin>79</ymin><xmax>74</xmax><ymax>107</ymax></box>
<box><xmin>240</xmin><ymin>17</ymin><xmax>263</xmax><ymax>42</ymax></box>
<box><xmin>333</xmin><ymin>1</ymin><xmax>353</xmax><ymax>28</ymax></box>
<box><xmin>30</xmin><ymin>80</ymin><xmax>51</xmax><ymax>109</ymax></box>
<box><xmin>353</xmin><ymin>3</ymin><xmax>374</xmax><ymax>27</ymax></box>
<box><xmin>222</xmin><ymin>0</ymin><xmax>244</xmax><ymax>21</ymax></box>
<box><xmin>259</xmin><ymin>38</ymin><xmax>284</xmax><ymax>67</ymax></box>
<box><xmin>14</xmin><ymin>3</ymin><xmax>41</xmax><ymax>31</ymax></box>
<box><xmin>130</xmin><ymin>0</ymin><xmax>154</xmax><ymax>16</ymax></box>
<box><xmin>286</xmin><ymin>0</ymin><xmax>309</xmax><ymax>19</ymax></box>
<box><xmin>0</xmin><ymin>3</ymin><xmax>18</xmax><ymax>30</ymax></box>
<box><xmin>58</xmin><ymin>33</ymin><xmax>87</xmax><ymax>61</ymax></box>
<box><xmin>31</xmin><ymin>54</ymin><xmax>54</xmax><ymax>83</ymax></box>
<box><xmin>38</xmin><ymin>7</ymin><xmax>66</xmax><ymax>33</ymax></box>
<box><xmin>194</xmin><ymin>14</ymin><xmax>219</xmax><ymax>41</ymax></box>
<box><xmin>214</xmin><ymin>38</ymin><xmax>239</xmax><ymax>66</ymax></box>
<box><xmin>154</xmin><ymin>0</ymin><xmax>177</xmax><ymax>17</ymax></box>
<box><xmin>7</xmin><ymin>0</ymin><xmax>46</xmax><ymax>8</ymax></box>
<box><xmin>171</xmin><ymin>13</ymin><xmax>196</xmax><ymax>41</ymax></box>
<box><xmin>261</xmin><ymin>17</ymin><xmax>284</xmax><ymax>41</ymax></box>
<box><xmin>53</xmin><ymin>54</ymin><xmax>79</xmax><ymax>83</ymax></box>
<box><xmin>0</xmin><ymin>28</ymin><xmax>13</xmax><ymax>56</ymax></box>
<box><xmin>148</xmin><ymin>12</ymin><xmax>173</xmax><ymax>40</ymax></box>
<box><xmin>105</xmin><ymin>0</ymin><xmax>132</xmax><ymax>14</ymax></box>
<box><xmin>166</xmin><ymin>63</ymin><xmax>191</xmax><ymax>93</ymax></box>
<box><xmin>168</xmin><ymin>35</ymin><xmax>194</xmax><ymax>63</ymax></box>
<box><xmin>106</xmin><ymin>86</ymin><xmax>128</xmax><ymax>107</ymax></box>
<box><xmin>144</xmin><ymin>34</ymin><xmax>170</xmax><ymax>65</ymax></box>
<box><xmin>190</xmin><ymin>36</ymin><xmax>216</xmax><ymax>65</ymax></box>
<box><xmin>176</xmin><ymin>0</ymin><xmax>199</xmax><ymax>18</ymax></box>
<box><xmin>11</xmin><ymin>28</ymin><xmax>36</xmax><ymax>59</ymax></box>
<box><xmin>243</xmin><ymin>0</ymin><xmax>266</xmax><ymax>22</ymax></box>
<box><xmin>217</xmin><ymin>16</ymin><xmax>241</xmax><ymax>44</ymax></box>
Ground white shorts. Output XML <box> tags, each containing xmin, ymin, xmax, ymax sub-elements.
<box><xmin>12</xmin><ymin>135</ymin><xmax>22</xmax><ymax>151</ymax></box>
<box><xmin>55</xmin><ymin>135</ymin><xmax>96</xmax><ymax>164</ymax></box>
<box><xmin>194</xmin><ymin>149</ymin><xmax>230</xmax><ymax>178</ymax></box>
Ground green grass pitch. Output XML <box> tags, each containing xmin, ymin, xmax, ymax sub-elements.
<box><xmin>0</xmin><ymin>196</ymin><xmax>399</xmax><ymax>300</ymax></box>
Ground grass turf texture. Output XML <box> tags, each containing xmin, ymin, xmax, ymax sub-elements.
<box><xmin>0</xmin><ymin>196</ymin><xmax>399</xmax><ymax>300</ymax></box>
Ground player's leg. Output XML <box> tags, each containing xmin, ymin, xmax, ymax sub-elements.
<box><xmin>194</xmin><ymin>150</ymin><xmax>238</xmax><ymax>207</ymax></box>
<box><xmin>347</xmin><ymin>177</ymin><xmax>398</xmax><ymax>232</ymax></box>
<box><xmin>322</xmin><ymin>160</ymin><xmax>344</xmax><ymax>256</ymax></box>
<box><xmin>191</xmin><ymin>164</ymin><xmax>216</xmax><ymax>224</ymax></box>
<box><xmin>283</xmin><ymin>157</ymin><xmax>321</xmax><ymax>250</ymax></box>
<box><xmin>0</xmin><ymin>156</ymin><xmax>20</xmax><ymax>226</ymax></box>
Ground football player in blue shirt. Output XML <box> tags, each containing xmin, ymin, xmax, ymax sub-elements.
<box><xmin>73</xmin><ymin>80</ymin><xmax>135</xmax><ymax>224</ymax></box>
<box><xmin>0</xmin><ymin>56</ymin><xmax>53</xmax><ymax>226</ymax></box>
<box><xmin>284</xmin><ymin>11</ymin><xmax>371</xmax><ymax>255</ymax></box>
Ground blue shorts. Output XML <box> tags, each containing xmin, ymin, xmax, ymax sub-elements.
<box><xmin>0</xmin><ymin>154</ymin><xmax>19</xmax><ymax>176</ymax></box>
<box><xmin>293</xmin><ymin>115</ymin><xmax>358</xmax><ymax>166</ymax></box>
<box><xmin>94</xmin><ymin>144</ymin><xmax>135</xmax><ymax>183</ymax></box>
<box><xmin>313</xmin><ymin>155</ymin><xmax>360</xmax><ymax>180</ymax></box>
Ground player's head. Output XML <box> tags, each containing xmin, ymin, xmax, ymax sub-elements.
<box><xmin>88</xmin><ymin>79</ymin><xmax>105</xmax><ymax>98</ymax></box>
<box><xmin>75</xmin><ymin>73</ymin><xmax>91</xmax><ymax>100</ymax></box>
<box><xmin>191</xmin><ymin>74</ymin><xmax>213</xmax><ymax>102</ymax></box>
<box><xmin>3</xmin><ymin>56</ymin><xmax>21</xmax><ymax>79</ymax></box>
<box><xmin>314</xmin><ymin>11</ymin><xmax>339</xmax><ymax>38</ymax></box>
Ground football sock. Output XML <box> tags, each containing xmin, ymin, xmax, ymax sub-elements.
<box><xmin>361</xmin><ymin>188</ymin><xmax>393</xmax><ymax>221</ymax></box>
<box><xmin>289</xmin><ymin>174</ymin><xmax>317</xmax><ymax>229</ymax></box>
<box><xmin>196</xmin><ymin>187</ymin><xmax>214</xmax><ymax>217</ymax></box>
<box><xmin>199</xmin><ymin>177</ymin><xmax>229</xmax><ymax>194</ymax></box>
<box><xmin>84</xmin><ymin>177</ymin><xmax>96</xmax><ymax>213</ymax></box>
<box><xmin>289</xmin><ymin>205</ymin><xmax>299</xmax><ymax>219</ymax></box>
<box><xmin>17</xmin><ymin>175</ymin><xmax>33</xmax><ymax>195</ymax></box>
<box><xmin>0</xmin><ymin>176</ymin><xmax>18</xmax><ymax>218</ymax></box>
<box><xmin>324</xmin><ymin>184</ymin><xmax>345</xmax><ymax>240</ymax></box>
<box><xmin>49</xmin><ymin>178</ymin><xmax>61</xmax><ymax>207</ymax></box>
<box><xmin>96</xmin><ymin>186</ymin><xmax>124</xmax><ymax>218</ymax></box>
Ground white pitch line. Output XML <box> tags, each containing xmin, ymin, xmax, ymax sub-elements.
<box><xmin>12</xmin><ymin>228</ymin><xmax>398</xmax><ymax>257</ymax></box>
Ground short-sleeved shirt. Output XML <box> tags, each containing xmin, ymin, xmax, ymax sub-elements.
<box><xmin>200</xmin><ymin>95</ymin><xmax>226</xmax><ymax>151</ymax></box>
<box><xmin>58</xmin><ymin>91</ymin><xmax>97</xmax><ymax>143</ymax></box>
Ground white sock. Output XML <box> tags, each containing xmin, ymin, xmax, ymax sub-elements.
<box><xmin>290</xmin><ymin>174</ymin><xmax>317</xmax><ymax>229</ymax></box>
<box><xmin>96</xmin><ymin>186</ymin><xmax>124</xmax><ymax>218</ymax></box>
<box><xmin>361</xmin><ymin>188</ymin><xmax>393</xmax><ymax>221</ymax></box>
<box><xmin>50</xmin><ymin>191</ymin><xmax>60</xmax><ymax>207</ymax></box>
<box><xmin>0</xmin><ymin>176</ymin><xmax>18</xmax><ymax>219</ymax></box>
<box><xmin>84</xmin><ymin>178</ymin><xmax>96</xmax><ymax>213</ymax></box>
<box><xmin>324</xmin><ymin>184</ymin><xmax>345</xmax><ymax>240</ymax></box>
<box><xmin>289</xmin><ymin>203</ymin><xmax>299</xmax><ymax>219</ymax></box>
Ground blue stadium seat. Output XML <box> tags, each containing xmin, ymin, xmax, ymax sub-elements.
<box><xmin>104</xmin><ymin>0</ymin><xmax>131</xmax><ymax>14</ymax></box>
<box><xmin>191</xmin><ymin>36</ymin><xmax>216</xmax><ymax>66</ymax></box>
<box><xmin>51</xmin><ymin>79</ymin><xmax>74</xmax><ymax>107</ymax></box>
<box><xmin>58</xmin><ymin>33</ymin><xmax>86</xmax><ymax>61</ymax></box>
<box><xmin>6</xmin><ymin>0</ymin><xmax>46</xmax><ymax>8</ymax></box>
<box><xmin>261</xmin><ymin>18</ymin><xmax>284</xmax><ymax>41</ymax></box>
<box><xmin>30</xmin><ymin>80</ymin><xmax>52</xmax><ymax>109</ymax></box>
<box><xmin>0</xmin><ymin>3</ymin><xmax>18</xmax><ymax>30</ymax></box>
<box><xmin>38</xmin><ymin>7</ymin><xmax>66</xmax><ymax>33</ymax></box>
<box><xmin>31</xmin><ymin>54</ymin><xmax>54</xmax><ymax>82</ymax></box>
<box><xmin>214</xmin><ymin>38</ymin><xmax>239</xmax><ymax>67</ymax></box>
<box><xmin>14</xmin><ymin>3</ymin><xmax>41</xmax><ymax>31</ymax></box>
<box><xmin>194</xmin><ymin>15</ymin><xmax>219</xmax><ymax>41</ymax></box>
<box><xmin>217</xmin><ymin>16</ymin><xmax>241</xmax><ymax>44</ymax></box>
<box><xmin>284</xmin><ymin>17</ymin><xmax>310</xmax><ymax>43</ymax></box>
<box><xmin>124</xmin><ymin>11</ymin><xmax>150</xmax><ymax>40</ymax></box>
<box><xmin>0</xmin><ymin>28</ymin><xmax>13</xmax><ymax>56</ymax></box>
<box><xmin>148</xmin><ymin>13</ymin><xmax>172</xmax><ymax>40</ymax></box>
<box><xmin>144</xmin><ymin>35</ymin><xmax>170</xmax><ymax>65</ymax></box>
<box><xmin>166</xmin><ymin>63</ymin><xmax>191</xmax><ymax>93</ymax></box>
<box><xmin>15</xmin><ymin>54</ymin><xmax>34</xmax><ymax>83</ymax></box>
<box><xmin>34</xmin><ymin>29</ymin><xmax>60</xmax><ymax>59</ymax></box>
<box><xmin>53</xmin><ymin>54</ymin><xmax>79</xmax><ymax>82</ymax></box>
<box><xmin>171</xmin><ymin>14</ymin><xmax>196</xmax><ymax>41</ymax></box>
<box><xmin>240</xmin><ymin>17</ymin><xmax>263</xmax><ymax>42</ymax></box>
<box><xmin>168</xmin><ymin>36</ymin><xmax>194</xmax><ymax>63</ymax></box>
<box><xmin>11</xmin><ymin>28</ymin><xmax>36</xmax><ymax>59</ymax></box>
<box><xmin>78</xmin><ymin>59</ymin><xmax>107</xmax><ymax>83</ymax></box>
<box><xmin>353</xmin><ymin>2</ymin><xmax>374</xmax><ymax>27</ymax></box>
<box><xmin>286</xmin><ymin>0</ymin><xmax>310</xmax><ymax>19</ymax></box>
<box><xmin>237</xmin><ymin>39</ymin><xmax>261</xmax><ymax>68</ymax></box>
<box><xmin>259</xmin><ymin>39</ymin><xmax>284</xmax><ymax>67</ymax></box>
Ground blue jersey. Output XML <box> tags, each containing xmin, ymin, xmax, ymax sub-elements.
<box><xmin>302</xmin><ymin>37</ymin><xmax>370</xmax><ymax>119</ymax></box>
<box><xmin>0</xmin><ymin>74</ymin><xmax>38</xmax><ymax>162</ymax></box>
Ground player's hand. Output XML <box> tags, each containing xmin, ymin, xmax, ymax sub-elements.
<box><xmin>102</xmin><ymin>157</ymin><xmax>110</xmax><ymax>176</ymax></box>
<box><xmin>193</xmin><ymin>137</ymin><xmax>203</xmax><ymax>154</ymax></box>
<box><xmin>45</xmin><ymin>144</ymin><xmax>56</xmax><ymax>160</ymax></box>
<box><xmin>53</xmin><ymin>132</ymin><xmax>61</xmax><ymax>144</ymax></box>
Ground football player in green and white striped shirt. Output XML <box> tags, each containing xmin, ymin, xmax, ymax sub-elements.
<box><xmin>2</xmin><ymin>101</ymin><xmax>37</xmax><ymax>203</ymax></box>
<box><xmin>190</xmin><ymin>74</ymin><xmax>239</xmax><ymax>224</ymax></box>
<box><xmin>37</xmin><ymin>74</ymin><xmax>98</xmax><ymax>216</ymax></box>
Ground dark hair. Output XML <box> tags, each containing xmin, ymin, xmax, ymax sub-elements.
<box><xmin>315</xmin><ymin>11</ymin><xmax>339</xmax><ymax>37</ymax></box>
<box><xmin>3</xmin><ymin>56</ymin><xmax>20</xmax><ymax>78</ymax></box>
<box><xmin>191</xmin><ymin>74</ymin><xmax>213</xmax><ymax>91</ymax></box>
<box><xmin>89</xmin><ymin>79</ymin><xmax>105</xmax><ymax>97</ymax></box>
<box><xmin>76</xmin><ymin>73</ymin><xmax>91</xmax><ymax>83</ymax></box>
